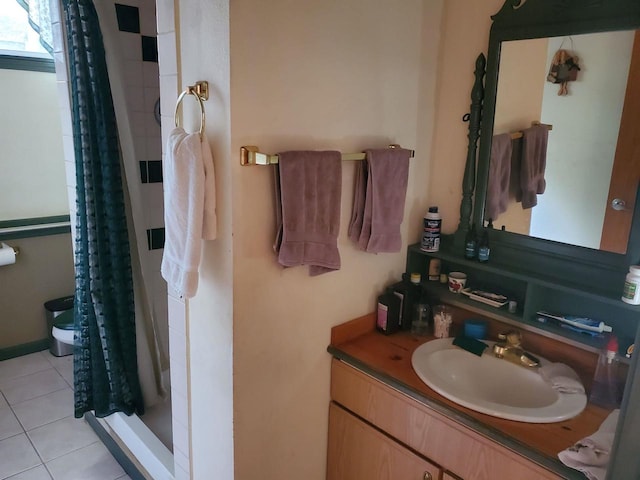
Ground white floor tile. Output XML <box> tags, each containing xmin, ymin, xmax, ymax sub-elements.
<box><xmin>0</xmin><ymin>354</ymin><xmax>52</xmax><ymax>383</ymax></box>
<box><xmin>12</xmin><ymin>389</ymin><xmax>74</xmax><ymax>431</ymax></box>
<box><xmin>5</xmin><ymin>465</ymin><xmax>52</xmax><ymax>480</ymax></box>
<box><xmin>0</xmin><ymin>433</ymin><xmax>41</xmax><ymax>479</ymax></box>
<box><xmin>40</xmin><ymin>353</ymin><xmax>73</xmax><ymax>384</ymax></box>
<box><xmin>0</xmin><ymin>407</ymin><xmax>23</xmax><ymax>441</ymax></box>
<box><xmin>0</xmin><ymin>370</ymin><xmax>68</xmax><ymax>405</ymax></box>
<box><xmin>28</xmin><ymin>416</ymin><xmax>99</xmax><ymax>462</ymax></box>
<box><xmin>45</xmin><ymin>442</ymin><xmax>125</xmax><ymax>480</ymax></box>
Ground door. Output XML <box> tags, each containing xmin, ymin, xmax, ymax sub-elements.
<box><xmin>601</xmin><ymin>31</ymin><xmax>640</xmax><ymax>253</ymax></box>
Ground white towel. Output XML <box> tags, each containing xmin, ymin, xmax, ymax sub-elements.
<box><xmin>558</xmin><ymin>409</ymin><xmax>619</xmax><ymax>480</ymax></box>
<box><xmin>161</xmin><ymin>128</ymin><xmax>217</xmax><ymax>298</ymax></box>
<box><xmin>539</xmin><ymin>362</ymin><xmax>585</xmax><ymax>394</ymax></box>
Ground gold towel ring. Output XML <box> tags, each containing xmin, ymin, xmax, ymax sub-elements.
<box><xmin>174</xmin><ymin>81</ymin><xmax>209</xmax><ymax>138</ymax></box>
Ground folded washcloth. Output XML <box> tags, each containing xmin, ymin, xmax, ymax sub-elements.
<box><xmin>558</xmin><ymin>409</ymin><xmax>619</xmax><ymax>480</ymax></box>
<box><xmin>161</xmin><ymin>128</ymin><xmax>217</xmax><ymax>298</ymax></box>
<box><xmin>539</xmin><ymin>362</ymin><xmax>585</xmax><ymax>394</ymax></box>
<box><xmin>274</xmin><ymin>151</ymin><xmax>342</xmax><ymax>276</ymax></box>
<box><xmin>348</xmin><ymin>148</ymin><xmax>411</xmax><ymax>253</ymax></box>
<box><xmin>519</xmin><ymin>125</ymin><xmax>548</xmax><ymax>209</ymax></box>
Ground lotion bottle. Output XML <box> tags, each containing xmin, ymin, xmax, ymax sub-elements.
<box><xmin>589</xmin><ymin>335</ymin><xmax>623</xmax><ymax>409</ymax></box>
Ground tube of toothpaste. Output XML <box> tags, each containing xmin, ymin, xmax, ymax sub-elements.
<box><xmin>536</xmin><ymin>311</ymin><xmax>612</xmax><ymax>334</ymax></box>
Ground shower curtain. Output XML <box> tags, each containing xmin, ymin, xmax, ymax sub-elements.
<box><xmin>63</xmin><ymin>0</ymin><xmax>144</xmax><ymax>418</ymax></box>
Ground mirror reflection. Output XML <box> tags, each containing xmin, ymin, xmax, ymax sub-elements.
<box><xmin>488</xmin><ymin>30</ymin><xmax>639</xmax><ymax>254</ymax></box>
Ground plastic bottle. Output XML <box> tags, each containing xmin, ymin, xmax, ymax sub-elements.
<box><xmin>420</xmin><ymin>207</ymin><xmax>441</xmax><ymax>252</ymax></box>
<box><xmin>411</xmin><ymin>289</ymin><xmax>431</xmax><ymax>337</ymax></box>
<box><xmin>622</xmin><ymin>265</ymin><xmax>640</xmax><ymax>305</ymax></box>
<box><xmin>478</xmin><ymin>230</ymin><xmax>490</xmax><ymax>262</ymax></box>
<box><xmin>393</xmin><ymin>273</ymin><xmax>423</xmax><ymax>331</ymax></box>
<box><xmin>464</xmin><ymin>224</ymin><xmax>477</xmax><ymax>260</ymax></box>
<box><xmin>376</xmin><ymin>292</ymin><xmax>401</xmax><ymax>335</ymax></box>
<box><xmin>589</xmin><ymin>335</ymin><xmax>623</xmax><ymax>409</ymax></box>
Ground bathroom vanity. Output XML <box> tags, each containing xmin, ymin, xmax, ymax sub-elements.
<box><xmin>327</xmin><ymin>313</ymin><xmax>610</xmax><ymax>480</ymax></box>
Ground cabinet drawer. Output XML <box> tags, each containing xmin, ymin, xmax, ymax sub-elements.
<box><xmin>328</xmin><ymin>402</ymin><xmax>441</xmax><ymax>480</ymax></box>
<box><xmin>330</xmin><ymin>359</ymin><xmax>561</xmax><ymax>480</ymax></box>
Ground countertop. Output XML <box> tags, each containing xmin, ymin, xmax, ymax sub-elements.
<box><xmin>328</xmin><ymin>313</ymin><xmax>612</xmax><ymax>480</ymax></box>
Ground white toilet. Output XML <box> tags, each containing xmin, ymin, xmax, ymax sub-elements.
<box><xmin>50</xmin><ymin>308</ymin><xmax>75</xmax><ymax>356</ymax></box>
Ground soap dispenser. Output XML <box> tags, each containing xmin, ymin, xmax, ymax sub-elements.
<box><xmin>589</xmin><ymin>335</ymin><xmax>623</xmax><ymax>409</ymax></box>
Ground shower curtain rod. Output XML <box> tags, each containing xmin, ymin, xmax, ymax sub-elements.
<box><xmin>240</xmin><ymin>144</ymin><xmax>415</xmax><ymax>166</ymax></box>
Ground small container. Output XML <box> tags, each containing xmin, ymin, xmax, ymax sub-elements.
<box><xmin>622</xmin><ymin>265</ymin><xmax>640</xmax><ymax>305</ymax></box>
<box><xmin>376</xmin><ymin>292</ymin><xmax>401</xmax><ymax>335</ymax></box>
<box><xmin>439</xmin><ymin>273</ymin><xmax>448</xmax><ymax>284</ymax></box>
<box><xmin>428</xmin><ymin>258</ymin><xmax>441</xmax><ymax>281</ymax></box>
<box><xmin>589</xmin><ymin>336</ymin><xmax>624</xmax><ymax>409</ymax></box>
<box><xmin>411</xmin><ymin>302</ymin><xmax>431</xmax><ymax>337</ymax></box>
<box><xmin>464</xmin><ymin>319</ymin><xmax>487</xmax><ymax>339</ymax></box>
<box><xmin>508</xmin><ymin>300</ymin><xmax>517</xmax><ymax>313</ymax></box>
<box><xmin>464</xmin><ymin>224</ymin><xmax>477</xmax><ymax>259</ymax></box>
<box><xmin>447</xmin><ymin>272</ymin><xmax>467</xmax><ymax>293</ymax></box>
<box><xmin>420</xmin><ymin>206</ymin><xmax>442</xmax><ymax>252</ymax></box>
<box><xmin>433</xmin><ymin>305</ymin><xmax>452</xmax><ymax>338</ymax></box>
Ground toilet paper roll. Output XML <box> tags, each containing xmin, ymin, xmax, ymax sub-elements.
<box><xmin>0</xmin><ymin>243</ymin><xmax>17</xmax><ymax>267</ymax></box>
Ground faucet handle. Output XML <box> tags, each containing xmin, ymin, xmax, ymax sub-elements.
<box><xmin>498</xmin><ymin>330</ymin><xmax>522</xmax><ymax>347</ymax></box>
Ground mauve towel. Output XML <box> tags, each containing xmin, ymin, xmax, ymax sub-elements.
<box><xmin>348</xmin><ymin>148</ymin><xmax>411</xmax><ymax>253</ymax></box>
<box><xmin>520</xmin><ymin>125</ymin><xmax>549</xmax><ymax>209</ymax></box>
<box><xmin>485</xmin><ymin>133</ymin><xmax>512</xmax><ymax>221</ymax></box>
<box><xmin>274</xmin><ymin>151</ymin><xmax>342</xmax><ymax>276</ymax></box>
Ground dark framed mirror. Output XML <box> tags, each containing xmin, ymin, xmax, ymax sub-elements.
<box><xmin>459</xmin><ymin>0</ymin><xmax>640</xmax><ymax>294</ymax></box>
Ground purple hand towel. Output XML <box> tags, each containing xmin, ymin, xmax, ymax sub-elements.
<box><xmin>520</xmin><ymin>125</ymin><xmax>549</xmax><ymax>209</ymax></box>
<box><xmin>485</xmin><ymin>133</ymin><xmax>512</xmax><ymax>221</ymax></box>
<box><xmin>274</xmin><ymin>151</ymin><xmax>342</xmax><ymax>276</ymax></box>
<box><xmin>348</xmin><ymin>148</ymin><xmax>411</xmax><ymax>253</ymax></box>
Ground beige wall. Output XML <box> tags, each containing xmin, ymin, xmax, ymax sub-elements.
<box><xmin>230</xmin><ymin>2</ymin><xmax>441</xmax><ymax>479</ymax></box>
<box><xmin>0</xmin><ymin>234</ymin><xmax>74</xmax><ymax>349</ymax></box>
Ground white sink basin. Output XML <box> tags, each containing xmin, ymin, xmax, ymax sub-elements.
<box><xmin>411</xmin><ymin>338</ymin><xmax>587</xmax><ymax>423</ymax></box>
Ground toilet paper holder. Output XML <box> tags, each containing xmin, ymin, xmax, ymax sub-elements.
<box><xmin>1</xmin><ymin>242</ymin><xmax>19</xmax><ymax>256</ymax></box>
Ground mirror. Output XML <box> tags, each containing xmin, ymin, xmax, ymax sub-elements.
<box><xmin>467</xmin><ymin>0</ymin><xmax>640</xmax><ymax>270</ymax></box>
<box><xmin>492</xmin><ymin>31</ymin><xmax>637</xmax><ymax>253</ymax></box>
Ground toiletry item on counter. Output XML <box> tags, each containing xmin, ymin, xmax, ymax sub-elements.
<box><xmin>589</xmin><ymin>336</ymin><xmax>623</xmax><ymax>409</ymax></box>
<box><xmin>428</xmin><ymin>258</ymin><xmax>441</xmax><ymax>281</ymax></box>
<box><xmin>464</xmin><ymin>223</ymin><xmax>477</xmax><ymax>259</ymax></box>
<box><xmin>536</xmin><ymin>311</ymin><xmax>612</xmax><ymax>334</ymax></box>
<box><xmin>420</xmin><ymin>206</ymin><xmax>441</xmax><ymax>252</ymax></box>
<box><xmin>376</xmin><ymin>292</ymin><xmax>401</xmax><ymax>335</ymax></box>
<box><xmin>411</xmin><ymin>299</ymin><xmax>430</xmax><ymax>337</ymax></box>
<box><xmin>621</xmin><ymin>265</ymin><xmax>640</xmax><ymax>305</ymax></box>
<box><xmin>477</xmin><ymin>230</ymin><xmax>490</xmax><ymax>262</ymax></box>
<box><xmin>433</xmin><ymin>305</ymin><xmax>452</xmax><ymax>338</ymax></box>
<box><xmin>452</xmin><ymin>335</ymin><xmax>488</xmax><ymax>356</ymax></box>
<box><xmin>392</xmin><ymin>273</ymin><xmax>423</xmax><ymax>331</ymax></box>
<box><xmin>463</xmin><ymin>319</ymin><xmax>487</xmax><ymax>339</ymax></box>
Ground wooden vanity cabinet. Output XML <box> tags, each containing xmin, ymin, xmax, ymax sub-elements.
<box><xmin>328</xmin><ymin>358</ymin><xmax>562</xmax><ymax>480</ymax></box>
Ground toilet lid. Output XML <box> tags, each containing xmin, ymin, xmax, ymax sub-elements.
<box><xmin>53</xmin><ymin>309</ymin><xmax>74</xmax><ymax>330</ymax></box>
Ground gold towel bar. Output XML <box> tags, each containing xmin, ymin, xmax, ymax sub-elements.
<box><xmin>240</xmin><ymin>144</ymin><xmax>415</xmax><ymax>166</ymax></box>
<box><xmin>510</xmin><ymin>121</ymin><xmax>553</xmax><ymax>140</ymax></box>
<box><xmin>174</xmin><ymin>81</ymin><xmax>209</xmax><ymax>138</ymax></box>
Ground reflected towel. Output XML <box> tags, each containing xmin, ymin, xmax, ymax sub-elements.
<box><xmin>274</xmin><ymin>151</ymin><xmax>342</xmax><ymax>276</ymax></box>
<box><xmin>348</xmin><ymin>148</ymin><xmax>411</xmax><ymax>253</ymax></box>
<box><xmin>558</xmin><ymin>409</ymin><xmax>619</xmax><ymax>480</ymax></box>
<box><xmin>161</xmin><ymin>128</ymin><xmax>217</xmax><ymax>298</ymax></box>
<box><xmin>485</xmin><ymin>133</ymin><xmax>512</xmax><ymax>221</ymax></box>
<box><xmin>520</xmin><ymin>125</ymin><xmax>548</xmax><ymax>209</ymax></box>
<box><xmin>539</xmin><ymin>362</ymin><xmax>585</xmax><ymax>394</ymax></box>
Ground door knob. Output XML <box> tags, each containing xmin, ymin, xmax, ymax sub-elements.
<box><xmin>611</xmin><ymin>198</ymin><xmax>627</xmax><ymax>211</ymax></box>
<box><xmin>423</xmin><ymin>472</ymin><xmax>433</xmax><ymax>480</ymax></box>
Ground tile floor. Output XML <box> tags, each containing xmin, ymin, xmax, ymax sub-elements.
<box><xmin>0</xmin><ymin>351</ymin><xmax>131</xmax><ymax>480</ymax></box>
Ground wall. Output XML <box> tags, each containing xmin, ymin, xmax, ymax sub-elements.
<box><xmin>0</xmin><ymin>234</ymin><xmax>74</xmax><ymax>350</ymax></box>
<box><xmin>0</xmin><ymin>69</ymin><xmax>67</xmax><ymax>220</ymax></box>
<box><xmin>229</xmin><ymin>1</ymin><xmax>440</xmax><ymax>479</ymax></box>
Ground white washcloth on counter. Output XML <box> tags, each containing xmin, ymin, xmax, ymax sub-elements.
<box><xmin>558</xmin><ymin>409</ymin><xmax>619</xmax><ymax>480</ymax></box>
<box><xmin>539</xmin><ymin>362</ymin><xmax>585</xmax><ymax>394</ymax></box>
<box><xmin>161</xmin><ymin>128</ymin><xmax>217</xmax><ymax>298</ymax></box>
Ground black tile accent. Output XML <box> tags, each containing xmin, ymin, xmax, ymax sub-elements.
<box><xmin>147</xmin><ymin>161</ymin><xmax>163</xmax><ymax>183</ymax></box>
<box><xmin>139</xmin><ymin>161</ymin><xmax>148</xmax><ymax>183</ymax></box>
<box><xmin>146</xmin><ymin>229</ymin><xmax>152</xmax><ymax>250</ymax></box>
<box><xmin>149</xmin><ymin>228</ymin><xmax>165</xmax><ymax>250</ymax></box>
<box><xmin>141</xmin><ymin>36</ymin><xmax>158</xmax><ymax>62</ymax></box>
<box><xmin>115</xmin><ymin>4</ymin><xmax>140</xmax><ymax>33</ymax></box>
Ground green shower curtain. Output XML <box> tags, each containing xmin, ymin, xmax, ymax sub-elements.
<box><xmin>63</xmin><ymin>0</ymin><xmax>144</xmax><ymax>418</ymax></box>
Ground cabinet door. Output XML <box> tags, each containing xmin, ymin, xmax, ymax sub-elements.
<box><xmin>443</xmin><ymin>472</ymin><xmax>463</xmax><ymax>480</ymax></box>
<box><xmin>327</xmin><ymin>402</ymin><xmax>441</xmax><ymax>480</ymax></box>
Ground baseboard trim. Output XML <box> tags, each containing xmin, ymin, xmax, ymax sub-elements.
<box><xmin>0</xmin><ymin>340</ymin><xmax>49</xmax><ymax>361</ymax></box>
<box><xmin>85</xmin><ymin>412</ymin><xmax>147</xmax><ymax>480</ymax></box>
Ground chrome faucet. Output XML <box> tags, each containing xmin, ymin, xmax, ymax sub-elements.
<box><xmin>492</xmin><ymin>330</ymin><xmax>540</xmax><ymax>368</ymax></box>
